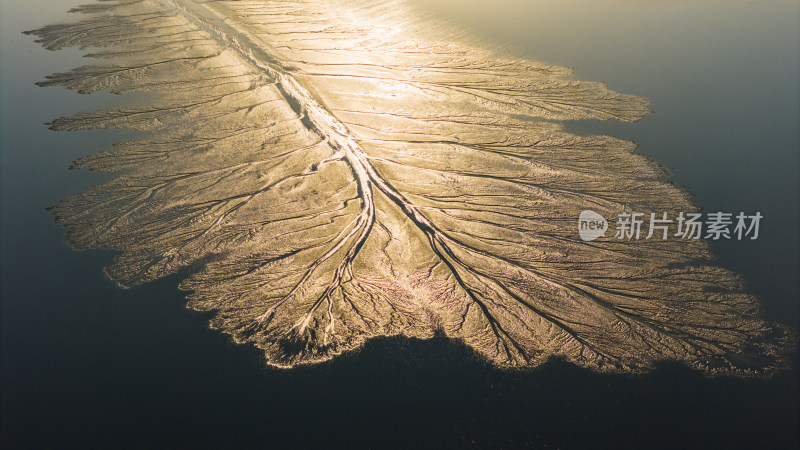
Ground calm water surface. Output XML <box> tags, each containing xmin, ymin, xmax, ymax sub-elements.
<box><xmin>2</xmin><ymin>0</ymin><xmax>798</xmax><ymax>448</ymax></box>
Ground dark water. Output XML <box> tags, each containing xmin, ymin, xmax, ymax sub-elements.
<box><xmin>2</xmin><ymin>1</ymin><xmax>798</xmax><ymax>449</ymax></box>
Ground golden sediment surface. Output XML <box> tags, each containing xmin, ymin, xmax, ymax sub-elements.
<box><xmin>27</xmin><ymin>0</ymin><xmax>792</xmax><ymax>373</ymax></box>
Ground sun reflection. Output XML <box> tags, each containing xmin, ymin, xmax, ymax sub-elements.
<box><xmin>25</xmin><ymin>0</ymin><xmax>793</xmax><ymax>375</ymax></box>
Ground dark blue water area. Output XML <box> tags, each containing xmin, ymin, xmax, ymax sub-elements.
<box><xmin>2</xmin><ymin>1</ymin><xmax>798</xmax><ymax>449</ymax></box>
